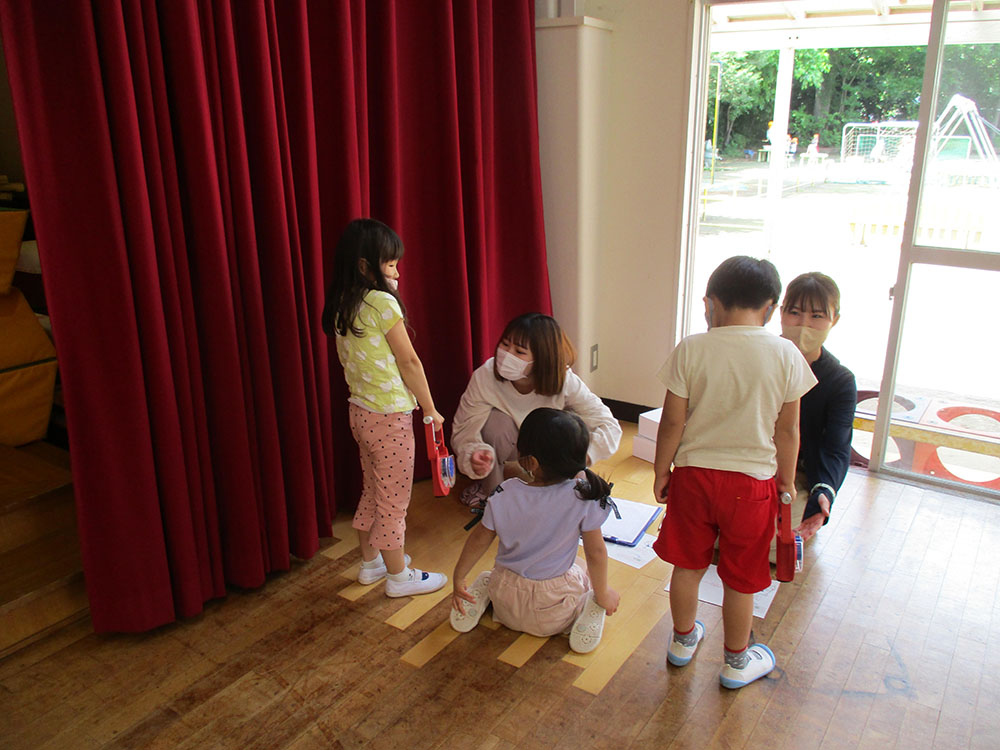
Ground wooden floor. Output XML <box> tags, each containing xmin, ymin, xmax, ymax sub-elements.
<box><xmin>2</xmin><ymin>422</ymin><xmax>1000</xmax><ymax>749</ymax></box>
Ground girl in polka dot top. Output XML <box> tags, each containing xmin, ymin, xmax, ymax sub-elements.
<box><xmin>322</xmin><ymin>218</ymin><xmax>447</xmax><ymax>598</ymax></box>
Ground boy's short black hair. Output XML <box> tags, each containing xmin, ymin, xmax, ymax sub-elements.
<box><xmin>706</xmin><ymin>255</ymin><xmax>782</xmax><ymax>310</ymax></box>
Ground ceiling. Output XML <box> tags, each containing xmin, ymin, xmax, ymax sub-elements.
<box><xmin>709</xmin><ymin>0</ymin><xmax>1000</xmax><ymax>50</ymax></box>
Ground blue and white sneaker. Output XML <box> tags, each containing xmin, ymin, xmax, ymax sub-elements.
<box><xmin>666</xmin><ymin>620</ymin><xmax>705</xmax><ymax>667</ymax></box>
<box><xmin>719</xmin><ymin>644</ymin><xmax>776</xmax><ymax>688</ymax></box>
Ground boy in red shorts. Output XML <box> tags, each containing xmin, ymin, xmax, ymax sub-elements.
<box><xmin>652</xmin><ymin>256</ymin><xmax>816</xmax><ymax>688</ymax></box>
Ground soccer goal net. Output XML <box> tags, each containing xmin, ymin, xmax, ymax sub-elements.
<box><xmin>841</xmin><ymin>122</ymin><xmax>919</xmax><ymax>163</ymax></box>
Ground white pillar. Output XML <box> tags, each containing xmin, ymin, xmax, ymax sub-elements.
<box><xmin>536</xmin><ymin>17</ymin><xmax>612</xmax><ymax>389</ymax></box>
<box><xmin>765</xmin><ymin>46</ymin><xmax>795</xmax><ymax>254</ymax></box>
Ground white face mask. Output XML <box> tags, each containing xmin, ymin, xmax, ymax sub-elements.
<box><xmin>385</xmin><ymin>278</ymin><xmax>398</xmax><ymax>292</ymax></box>
<box><xmin>781</xmin><ymin>324</ymin><xmax>829</xmax><ymax>354</ymax></box>
<box><xmin>496</xmin><ymin>348</ymin><xmax>533</xmax><ymax>381</ymax></box>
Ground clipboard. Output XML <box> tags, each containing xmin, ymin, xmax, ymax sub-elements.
<box><xmin>601</xmin><ymin>496</ymin><xmax>661</xmax><ymax>547</ymax></box>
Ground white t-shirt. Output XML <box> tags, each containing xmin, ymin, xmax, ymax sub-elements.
<box><xmin>658</xmin><ymin>326</ymin><xmax>817</xmax><ymax>478</ymax></box>
<box><xmin>482</xmin><ymin>478</ymin><xmax>610</xmax><ymax>580</ymax></box>
<box><xmin>451</xmin><ymin>359</ymin><xmax>622</xmax><ymax>479</ymax></box>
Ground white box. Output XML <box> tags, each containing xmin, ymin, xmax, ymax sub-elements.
<box><xmin>632</xmin><ymin>433</ymin><xmax>656</xmax><ymax>463</ymax></box>
<box><xmin>638</xmin><ymin>407</ymin><xmax>662</xmax><ymax>441</ymax></box>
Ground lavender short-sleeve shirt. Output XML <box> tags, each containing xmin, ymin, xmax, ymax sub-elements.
<box><xmin>481</xmin><ymin>478</ymin><xmax>610</xmax><ymax>580</ymax></box>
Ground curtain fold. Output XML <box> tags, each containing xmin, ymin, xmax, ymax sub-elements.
<box><xmin>0</xmin><ymin>0</ymin><xmax>550</xmax><ymax>632</ymax></box>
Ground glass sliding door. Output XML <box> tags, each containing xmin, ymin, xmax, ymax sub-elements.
<box><xmin>688</xmin><ymin>2</ymin><xmax>931</xmax><ymax>414</ymax></box>
<box><xmin>686</xmin><ymin>1</ymin><xmax>1000</xmax><ymax>498</ymax></box>
<box><xmin>872</xmin><ymin>0</ymin><xmax>1000</xmax><ymax>498</ymax></box>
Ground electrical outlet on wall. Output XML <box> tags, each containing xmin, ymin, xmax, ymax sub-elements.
<box><xmin>590</xmin><ymin>344</ymin><xmax>598</xmax><ymax>372</ymax></box>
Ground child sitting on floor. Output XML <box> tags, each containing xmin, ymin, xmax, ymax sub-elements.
<box><xmin>449</xmin><ymin>407</ymin><xmax>620</xmax><ymax>653</ymax></box>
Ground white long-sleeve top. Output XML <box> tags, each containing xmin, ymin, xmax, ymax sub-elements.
<box><xmin>451</xmin><ymin>358</ymin><xmax>623</xmax><ymax>479</ymax></box>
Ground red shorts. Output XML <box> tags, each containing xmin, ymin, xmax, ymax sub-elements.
<box><xmin>652</xmin><ymin>466</ymin><xmax>776</xmax><ymax>594</ymax></box>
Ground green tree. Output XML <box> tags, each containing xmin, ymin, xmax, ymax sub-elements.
<box><xmin>707</xmin><ymin>44</ymin><xmax>1000</xmax><ymax>157</ymax></box>
<box><xmin>707</xmin><ymin>49</ymin><xmax>832</xmax><ymax>155</ymax></box>
<box><xmin>706</xmin><ymin>52</ymin><xmax>772</xmax><ymax>153</ymax></box>
<box><xmin>790</xmin><ymin>47</ymin><xmax>924</xmax><ymax>148</ymax></box>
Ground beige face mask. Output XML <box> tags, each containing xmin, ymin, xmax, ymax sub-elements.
<box><xmin>781</xmin><ymin>324</ymin><xmax>830</xmax><ymax>354</ymax></box>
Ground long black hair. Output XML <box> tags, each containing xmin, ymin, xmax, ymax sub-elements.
<box><xmin>517</xmin><ymin>408</ymin><xmax>612</xmax><ymax>502</ymax></box>
<box><xmin>322</xmin><ymin>218</ymin><xmax>405</xmax><ymax>337</ymax></box>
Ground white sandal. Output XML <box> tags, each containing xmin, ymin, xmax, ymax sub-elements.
<box><xmin>450</xmin><ymin>572</ymin><xmax>492</xmax><ymax>633</ymax></box>
<box><xmin>569</xmin><ymin>592</ymin><xmax>606</xmax><ymax>653</ymax></box>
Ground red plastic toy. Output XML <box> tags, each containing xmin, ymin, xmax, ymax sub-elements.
<box><xmin>424</xmin><ymin>416</ymin><xmax>456</xmax><ymax>497</ymax></box>
<box><xmin>775</xmin><ymin>491</ymin><xmax>802</xmax><ymax>582</ymax></box>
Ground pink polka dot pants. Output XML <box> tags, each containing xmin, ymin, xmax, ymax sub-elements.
<box><xmin>348</xmin><ymin>402</ymin><xmax>414</xmax><ymax>550</ymax></box>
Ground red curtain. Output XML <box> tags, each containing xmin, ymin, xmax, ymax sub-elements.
<box><xmin>0</xmin><ymin>0</ymin><xmax>550</xmax><ymax>632</ymax></box>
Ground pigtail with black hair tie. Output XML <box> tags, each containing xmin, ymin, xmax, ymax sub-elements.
<box><xmin>599</xmin><ymin>484</ymin><xmax>621</xmax><ymax>520</ymax></box>
<box><xmin>575</xmin><ymin>470</ymin><xmax>621</xmax><ymax>519</ymax></box>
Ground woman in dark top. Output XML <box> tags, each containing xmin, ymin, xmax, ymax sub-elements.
<box><xmin>780</xmin><ymin>272</ymin><xmax>857</xmax><ymax>541</ymax></box>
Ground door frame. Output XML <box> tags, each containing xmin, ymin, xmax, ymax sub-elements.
<box><xmin>872</xmin><ymin>0</ymin><xmax>1000</xmax><ymax>498</ymax></box>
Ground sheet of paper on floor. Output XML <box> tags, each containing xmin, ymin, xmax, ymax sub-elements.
<box><xmin>664</xmin><ymin>564</ymin><xmax>780</xmax><ymax>618</ymax></box>
<box><xmin>580</xmin><ymin>533</ymin><xmax>659</xmax><ymax>569</ymax></box>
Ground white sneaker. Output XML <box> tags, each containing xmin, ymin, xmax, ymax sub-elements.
<box><xmin>450</xmin><ymin>572</ymin><xmax>492</xmax><ymax>633</ymax></box>
<box><xmin>569</xmin><ymin>592</ymin><xmax>606</xmax><ymax>654</ymax></box>
<box><xmin>357</xmin><ymin>554</ymin><xmax>411</xmax><ymax>585</ymax></box>
<box><xmin>719</xmin><ymin>644</ymin><xmax>776</xmax><ymax>689</ymax></box>
<box><xmin>385</xmin><ymin>567</ymin><xmax>447</xmax><ymax>598</ymax></box>
<box><xmin>667</xmin><ymin>620</ymin><xmax>705</xmax><ymax>667</ymax></box>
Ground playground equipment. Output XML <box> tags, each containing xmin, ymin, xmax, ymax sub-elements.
<box><xmin>841</xmin><ymin>94</ymin><xmax>999</xmax><ymax>165</ymax></box>
<box><xmin>841</xmin><ymin>121</ymin><xmax>918</xmax><ymax>163</ymax></box>
<box><xmin>930</xmin><ymin>94</ymin><xmax>999</xmax><ymax>162</ymax></box>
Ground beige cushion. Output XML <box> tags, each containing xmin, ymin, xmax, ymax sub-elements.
<box><xmin>0</xmin><ymin>210</ymin><xmax>28</xmax><ymax>294</ymax></box>
<box><xmin>0</xmin><ymin>287</ymin><xmax>57</xmax><ymax>446</ymax></box>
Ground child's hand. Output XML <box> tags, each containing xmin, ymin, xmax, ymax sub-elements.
<box><xmin>452</xmin><ymin>580</ymin><xmax>476</xmax><ymax>614</ymax></box>
<box><xmin>595</xmin><ymin>587</ymin><xmax>620</xmax><ymax>615</ymax></box>
<box><xmin>653</xmin><ymin>471</ymin><xmax>671</xmax><ymax>503</ymax></box>
<box><xmin>426</xmin><ymin>409</ymin><xmax>445</xmax><ymax>431</ymax></box>
<box><xmin>470</xmin><ymin>449</ymin><xmax>494</xmax><ymax>476</ymax></box>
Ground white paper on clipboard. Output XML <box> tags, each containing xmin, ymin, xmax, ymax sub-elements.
<box><xmin>601</xmin><ymin>496</ymin><xmax>661</xmax><ymax>547</ymax></box>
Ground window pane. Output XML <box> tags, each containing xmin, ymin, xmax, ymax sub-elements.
<box><xmin>886</xmin><ymin>264</ymin><xmax>1000</xmax><ymax>490</ymax></box>
<box><xmin>914</xmin><ymin>11</ymin><xmax>1000</xmax><ymax>251</ymax></box>
<box><xmin>695</xmin><ymin>8</ymin><xmax>929</xmax><ymax>398</ymax></box>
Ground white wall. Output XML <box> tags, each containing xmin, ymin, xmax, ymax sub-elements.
<box><xmin>536</xmin><ymin>0</ymin><xmax>698</xmax><ymax>410</ymax></box>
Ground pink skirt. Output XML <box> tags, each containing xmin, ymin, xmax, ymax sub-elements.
<box><xmin>487</xmin><ymin>563</ymin><xmax>591</xmax><ymax>637</ymax></box>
